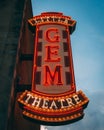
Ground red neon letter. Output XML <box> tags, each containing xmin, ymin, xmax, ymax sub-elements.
<box><xmin>45</xmin><ymin>45</ymin><xmax>60</xmax><ymax>62</ymax></box>
<box><xmin>45</xmin><ymin>28</ymin><xmax>60</xmax><ymax>43</ymax></box>
<box><xmin>44</xmin><ymin>65</ymin><xmax>63</xmax><ymax>85</ymax></box>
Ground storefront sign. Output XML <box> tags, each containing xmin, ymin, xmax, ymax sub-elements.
<box><xmin>18</xmin><ymin>12</ymin><xmax>89</xmax><ymax>125</ymax></box>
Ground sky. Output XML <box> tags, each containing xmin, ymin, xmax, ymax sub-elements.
<box><xmin>31</xmin><ymin>0</ymin><xmax>104</xmax><ymax>130</ymax></box>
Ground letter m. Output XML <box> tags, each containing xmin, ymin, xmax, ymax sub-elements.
<box><xmin>44</xmin><ymin>65</ymin><xmax>63</xmax><ymax>85</ymax></box>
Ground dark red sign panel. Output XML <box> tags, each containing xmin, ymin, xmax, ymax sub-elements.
<box><xmin>18</xmin><ymin>12</ymin><xmax>89</xmax><ymax>125</ymax></box>
<box><xmin>32</xmin><ymin>24</ymin><xmax>76</xmax><ymax>94</ymax></box>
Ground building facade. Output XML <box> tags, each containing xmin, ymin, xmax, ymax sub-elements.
<box><xmin>0</xmin><ymin>0</ymin><xmax>40</xmax><ymax>130</ymax></box>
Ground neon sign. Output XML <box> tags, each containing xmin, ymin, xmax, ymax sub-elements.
<box><xmin>18</xmin><ymin>12</ymin><xmax>89</xmax><ymax>125</ymax></box>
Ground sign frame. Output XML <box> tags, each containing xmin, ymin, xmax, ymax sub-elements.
<box><xmin>18</xmin><ymin>12</ymin><xmax>89</xmax><ymax>125</ymax></box>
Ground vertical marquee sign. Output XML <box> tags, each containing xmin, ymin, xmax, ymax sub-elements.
<box><xmin>18</xmin><ymin>12</ymin><xmax>89</xmax><ymax>125</ymax></box>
